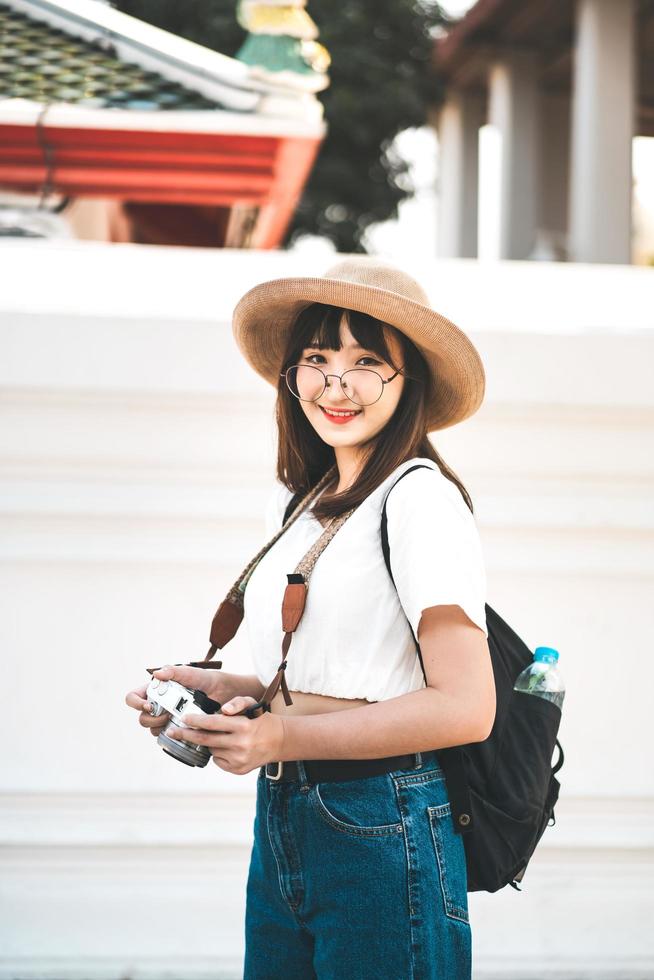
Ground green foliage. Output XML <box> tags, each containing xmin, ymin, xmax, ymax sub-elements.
<box><xmin>115</xmin><ymin>1</ymin><xmax>244</xmax><ymax>55</ymax></box>
<box><xmin>114</xmin><ymin>1</ymin><xmax>446</xmax><ymax>252</ymax></box>
<box><xmin>292</xmin><ymin>1</ymin><xmax>446</xmax><ymax>252</ymax></box>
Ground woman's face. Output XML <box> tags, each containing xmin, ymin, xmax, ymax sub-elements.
<box><xmin>296</xmin><ymin>316</ymin><xmax>406</xmax><ymax>451</ymax></box>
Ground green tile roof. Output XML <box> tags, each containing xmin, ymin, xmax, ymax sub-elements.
<box><xmin>0</xmin><ymin>4</ymin><xmax>222</xmax><ymax>110</ymax></box>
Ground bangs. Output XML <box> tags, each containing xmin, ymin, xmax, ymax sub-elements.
<box><xmin>288</xmin><ymin>303</ymin><xmax>400</xmax><ymax>369</ymax></box>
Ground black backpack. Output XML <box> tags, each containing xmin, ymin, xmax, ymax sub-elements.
<box><xmin>283</xmin><ymin>463</ymin><xmax>564</xmax><ymax>893</ymax></box>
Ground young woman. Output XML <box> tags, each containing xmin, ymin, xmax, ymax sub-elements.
<box><xmin>126</xmin><ymin>257</ymin><xmax>495</xmax><ymax>980</ymax></box>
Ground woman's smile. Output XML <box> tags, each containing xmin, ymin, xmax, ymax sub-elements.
<box><xmin>318</xmin><ymin>405</ymin><xmax>363</xmax><ymax>424</ymax></box>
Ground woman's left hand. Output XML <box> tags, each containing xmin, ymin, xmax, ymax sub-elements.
<box><xmin>168</xmin><ymin>696</ymin><xmax>285</xmax><ymax>775</ymax></box>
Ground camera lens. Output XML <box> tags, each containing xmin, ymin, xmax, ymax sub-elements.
<box><xmin>157</xmin><ymin>721</ymin><xmax>211</xmax><ymax>768</ymax></box>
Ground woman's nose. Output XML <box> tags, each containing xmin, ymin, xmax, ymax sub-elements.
<box><xmin>323</xmin><ymin>374</ymin><xmax>350</xmax><ymax>403</ymax></box>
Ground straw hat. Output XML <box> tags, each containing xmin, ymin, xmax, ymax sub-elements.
<box><xmin>232</xmin><ymin>256</ymin><xmax>485</xmax><ymax>431</ymax></box>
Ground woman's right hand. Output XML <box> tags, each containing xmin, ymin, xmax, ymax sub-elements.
<box><xmin>124</xmin><ymin>665</ymin><xmax>241</xmax><ymax>738</ymax></box>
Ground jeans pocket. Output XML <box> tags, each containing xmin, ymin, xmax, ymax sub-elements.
<box><xmin>428</xmin><ymin>803</ymin><xmax>470</xmax><ymax>924</ymax></box>
<box><xmin>309</xmin><ymin>777</ymin><xmax>404</xmax><ymax>838</ymax></box>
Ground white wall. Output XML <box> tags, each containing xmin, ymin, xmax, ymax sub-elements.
<box><xmin>1</xmin><ymin>241</ymin><xmax>653</xmax><ymax>979</ymax></box>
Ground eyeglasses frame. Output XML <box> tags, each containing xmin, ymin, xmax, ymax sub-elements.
<box><xmin>280</xmin><ymin>363</ymin><xmax>408</xmax><ymax>408</ymax></box>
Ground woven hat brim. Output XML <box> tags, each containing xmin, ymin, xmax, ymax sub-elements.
<box><xmin>232</xmin><ymin>275</ymin><xmax>485</xmax><ymax>431</ymax></box>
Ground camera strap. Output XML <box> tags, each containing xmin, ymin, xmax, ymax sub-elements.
<box><xmin>192</xmin><ymin>466</ymin><xmax>357</xmax><ymax>713</ymax></box>
<box><xmin>258</xmin><ymin>501</ymin><xmax>357</xmax><ymax>710</ymax></box>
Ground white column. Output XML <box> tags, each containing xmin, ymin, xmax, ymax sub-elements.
<box><xmin>487</xmin><ymin>52</ymin><xmax>540</xmax><ymax>259</ymax></box>
<box><xmin>436</xmin><ymin>90</ymin><xmax>484</xmax><ymax>258</ymax></box>
<box><xmin>532</xmin><ymin>94</ymin><xmax>571</xmax><ymax>260</ymax></box>
<box><xmin>568</xmin><ymin>0</ymin><xmax>635</xmax><ymax>264</ymax></box>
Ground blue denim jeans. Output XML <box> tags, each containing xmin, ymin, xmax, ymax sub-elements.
<box><xmin>243</xmin><ymin>750</ymin><xmax>471</xmax><ymax>979</ymax></box>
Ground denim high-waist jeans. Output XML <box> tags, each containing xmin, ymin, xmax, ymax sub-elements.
<box><xmin>243</xmin><ymin>750</ymin><xmax>471</xmax><ymax>980</ymax></box>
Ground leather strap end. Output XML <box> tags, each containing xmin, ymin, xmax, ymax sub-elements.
<box><xmin>259</xmin><ymin>662</ymin><xmax>294</xmax><ymax>711</ymax></box>
<box><xmin>209</xmin><ymin>599</ymin><xmax>244</xmax><ymax>651</ymax></box>
<box><xmin>281</xmin><ymin>581</ymin><xmax>307</xmax><ymax>633</ymax></box>
<box><xmin>243</xmin><ymin>702</ymin><xmax>267</xmax><ymax>718</ymax></box>
<box><xmin>280</xmin><ymin>670</ymin><xmax>294</xmax><ymax>706</ymax></box>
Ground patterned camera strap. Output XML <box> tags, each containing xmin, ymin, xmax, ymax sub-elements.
<box><xmin>199</xmin><ymin>465</ymin><xmax>358</xmax><ymax>711</ymax></box>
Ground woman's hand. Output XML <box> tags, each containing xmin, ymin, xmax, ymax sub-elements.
<box><xmin>124</xmin><ymin>665</ymin><xmax>247</xmax><ymax>739</ymax></box>
<box><xmin>125</xmin><ymin>679</ymin><xmax>169</xmax><ymax>738</ymax></box>
<box><xmin>167</xmin><ymin>696</ymin><xmax>286</xmax><ymax>775</ymax></box>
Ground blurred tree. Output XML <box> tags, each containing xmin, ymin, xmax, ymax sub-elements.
<box><xmin>114</xmin><ymin>1</ymin><xmax>447</xmax><ymax>252</ymax></box>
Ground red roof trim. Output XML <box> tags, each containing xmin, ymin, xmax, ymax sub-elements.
<box><xmin>0</xmin><ymin>123</ymin><xmax>321</xmax><ymax>211</ymax></box>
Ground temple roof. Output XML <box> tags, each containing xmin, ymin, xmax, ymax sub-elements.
<box><xmin>0</xmin><ymin>0</ymin><xmax>326</xmax><ymax>126</ymax></box>
<box><xmin>0</xmin><ymin>4</ymin><xmax>220</xmax><ymax>111</ymax></box>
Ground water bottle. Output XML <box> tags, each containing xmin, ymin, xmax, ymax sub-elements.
<box><xmin>513</xmin><ymin>646</ymin><xmax>565</xmax><ymax>710</ymax></box>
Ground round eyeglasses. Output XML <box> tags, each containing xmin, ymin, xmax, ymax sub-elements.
<box><xmin>281</xmin><ymin>364</ymin><xmax>404</xmax><ymax>408</ymax></box>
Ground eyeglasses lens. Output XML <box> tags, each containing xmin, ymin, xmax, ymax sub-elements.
<box><xmin>287</xmin><ymin>365</ymin><xmax>325</xmax><ymax>401</ymax></box>
<box><xmin>286</xmin><ymin>365</ymin><xmax>383</xmax><ymax>407</ymax></box>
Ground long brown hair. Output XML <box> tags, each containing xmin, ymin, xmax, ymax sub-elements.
<box><xmin>275</xmin><ymin>303</ymin><xmax>473</xmax><ymax>520</ymax></box>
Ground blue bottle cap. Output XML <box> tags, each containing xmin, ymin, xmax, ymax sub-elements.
<box><xmin>534</xmin><ymin>646</ymin><xmax>559</xmax><ymax>663</ymax></box>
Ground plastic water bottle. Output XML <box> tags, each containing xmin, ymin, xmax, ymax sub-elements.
<box><xmin>513</xmin><ymin>646</ymin><xmax>565</xmax><ymax>710</ymax></box>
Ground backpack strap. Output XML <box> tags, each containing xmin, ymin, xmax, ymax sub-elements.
<box><xmin>552</xmin><ymin>739</ymin><xmax>564</xmax><ymax>775</ymax></box>
<box><xmin>381</xmin><ymin>463</ymin><xmax>474</xmax><ymax>836</ymax></box>
<box><xmin>380</xmin><ymin>463</ymin><xmax>436</xmax><ymax>680</ymax></box>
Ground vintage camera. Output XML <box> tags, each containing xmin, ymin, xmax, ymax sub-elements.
<box><xmin>146</xmin><ymin>677</ymin><xmax>222</xmax><ymax>768</ymax></box>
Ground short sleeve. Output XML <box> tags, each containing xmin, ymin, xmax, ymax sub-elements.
<box><xmin>264</xmin><ymin>481</ymin><xmax>295</xmax><ymax>538</ymax></box>
<box><xmin>384</xmin><ymin>467</ymin><xmax>488</xmax><ymax>638</ymax></box>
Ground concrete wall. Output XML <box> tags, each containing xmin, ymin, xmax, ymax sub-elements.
<box><xmin>1</xmin><ymin>241</ymin><xmax>653</xmax><ymax>979</ymax></box>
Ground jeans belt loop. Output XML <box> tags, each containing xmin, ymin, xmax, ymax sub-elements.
<box><xmin>413</xmin><ymin>751</ymin><xmax>423</xmax><ymax>769</ymax></box>
<box><xmin>265</xmin><ymin>761</ymin><xmax>284</xmax><ymax>781</ymax></box>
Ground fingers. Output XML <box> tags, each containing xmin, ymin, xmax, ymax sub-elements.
<box><xmin>125</xmin><ymin>685</ymin><xmax>149</xmax><ymax>711</ymax></box>
<box><xmin>181</xmin><ymin>707</ymin><xmax>252</xmax><ymax>732</ymax></box>
<box><xmin>152</xmin><ymin>664</ymin><xmax>206</xmax><ymax>690</ymax></box>
<box><xmin>220</xmin><ymin>696</ymin><xmax>258</xmax><ymax>716</ymax></box>
<box><xmin>168</xmin><ymin>725</ymin><xmax>217</xmax><ymax>746</ymax></box>
<box><xmin>138</xmin><ymin>706</ymin><xmax>170</xmax><ymax>731</ymax></box>
<box><xmin>167</xmin><ymin>699</ymin><xmax>256</xmax><ymax>746</ymax></box>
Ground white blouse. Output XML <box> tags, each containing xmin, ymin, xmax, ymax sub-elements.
<box><xmin>242</xmin><ymin>457</ymin><xmax>488</xmax><ymax>703</ymax></box>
